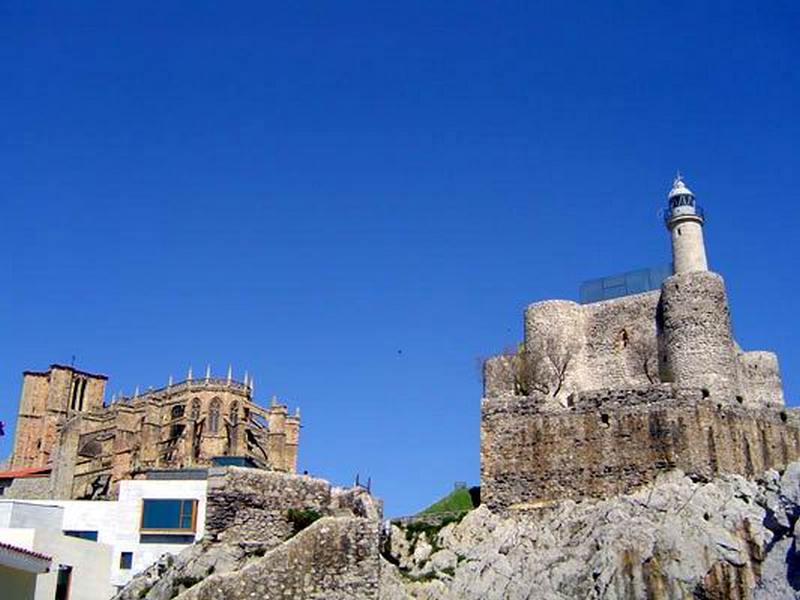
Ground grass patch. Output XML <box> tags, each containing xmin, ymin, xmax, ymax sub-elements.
<box><xmin>418</xmin><ymin>488</ymin><xmax>475</xmax><ymax>516</ymax></box>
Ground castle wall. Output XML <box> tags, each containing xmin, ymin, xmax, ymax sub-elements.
<box><xmin>659</xmin><ymin>272</ymin><xmax>739</xmax><ymax>396</ymax></box>
<box><xmin>204</xmin><ymin>467</ymin><xmax>331</xmax><ymax>548</ymax></box>
<box><xmin>524</xmin><ymin>300</ymin><xmax>586</xmax><ymax>396</ymax></box>
<box><xmin>738</xmin><ymin>351</ymin><xmax>784</xmax><ymax>408</ymax></box>
<box><xmin>481</xmin><ymin>386</ymin><xmax>800</xmax><ymax>511</ymax></box>
<box><xmin>580</xmin><ymin>291</ymin><xmax>660</xmax><ymax>389</ymax></box>
<box><xmin>483</xmin><ymin>355</ymin><xmax>516</xmax><ymax>398</ymax></box>
<box><xmin>501</xmin><ymin>291</ymin><xmax>660</xmax><ymax>402</ymax></box>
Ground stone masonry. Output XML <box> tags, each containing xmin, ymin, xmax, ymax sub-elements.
<box><xmin>482</xmin><ymin>269</ymin><xmax>795</xmax><ymax>512</ymax></box>
<box><xmin>7</xmin><ymin>364</ymin><xmax>300</xmax><ymax>499</ymax></box>
<box><xmin>115</xmin><ymin>466</ymin><xmax>382</xmax><ymax>600</ymax></box>
<box><xmin>180</xmin><ymin>517</ymin><xmax>381</xmax><ymax>600</ymax></box>
<box><xmin>204</xmin><ymin>467</ymin><xmax>333</xmax><ymax>548</ymax></box>
<box><xmin>481</xmin><ymin>177</ymin><xmax>793</xmax><ymax>511</ymax></box>
<box><xmin>481</xmin><ymin>385</ymin><xmax>800</xmax><ymax>511</ymax></box>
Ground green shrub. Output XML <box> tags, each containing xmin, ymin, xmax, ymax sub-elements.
<box><xmin>287</xmin><ymin>508</ymin><xmax>322</xmax><ymax>535</ymax></box>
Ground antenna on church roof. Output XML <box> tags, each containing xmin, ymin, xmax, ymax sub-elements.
<box><xmin>187</xmin><ymin>366</ymin><xmax>193</xmax><ymax>381</ymax></box>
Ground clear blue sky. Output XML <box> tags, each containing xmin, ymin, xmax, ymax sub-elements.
<box><xmin>1</xmin><ymin>2</ymin><xmax>798</xmax><ymax>516</ymax></box>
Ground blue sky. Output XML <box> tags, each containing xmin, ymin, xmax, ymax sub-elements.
<box><xmin>1</xmin><ymin>2</ymin><xmax>798</xmax><ymax>515</ymax></box>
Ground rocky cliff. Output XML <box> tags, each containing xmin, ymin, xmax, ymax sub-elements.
<box><xmin>117</xmin><ymin>464</ymin><xmax>800</xmax><ymax>600</ymax></box>
<box><xmin>382</xmin><ymin>465</ymin><xmax>800</xmax><ymax>600</ymax></box>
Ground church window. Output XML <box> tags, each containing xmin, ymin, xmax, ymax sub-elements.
<box><xmin>70</xmin><ymin>377</ymin><xmax>88</xmax><ymax>411</ymax></box>
<box><xmin>209</xmin><ymin>398</ymin><xmax>221</xmax><ymax>433</ymax></box>
<box><xmin>171</xmin><ymin>404</ymin><xmax>185</xmax><ymax>419</ymax></box>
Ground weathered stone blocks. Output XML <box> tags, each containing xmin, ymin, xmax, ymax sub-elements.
<box><xmin>659</xmin><ymin>271</ymin><xmax>739</xmax><ymax>396</ymax></box>
<box><xmin>481</xmin><ymin>386</ymin><xmax>800</xmax><ymax>512</ymax></box>
<box><xmin>204</xmin><ymin>467</ymin><xmax>332</xmax><ymax>546</ymax></box>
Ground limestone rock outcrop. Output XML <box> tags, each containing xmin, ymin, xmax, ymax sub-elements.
<box><xmin>117</xmin><ymin>464</ymin><xmax>800</xmax><ymax>600</ymax></box>
<box><xmin>382</xmin><ymin>465</ymin><xmax>800</xmax><ymax>600</ymax></box>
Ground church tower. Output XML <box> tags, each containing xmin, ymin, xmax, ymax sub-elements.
<box><xmin>665</xmin><ymin>174</ymin><xmax>708</xmax><ymax>273</ymax></box>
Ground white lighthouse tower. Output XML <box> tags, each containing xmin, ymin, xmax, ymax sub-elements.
<box><xmin>665</xmin><ymin>173</ymin><xmax>708</xmax><ymax>274</ymax></box>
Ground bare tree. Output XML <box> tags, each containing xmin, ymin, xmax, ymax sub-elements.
<box><xmin>628</xmin><ymin>332</ymin><xmax>660</xmax><ymax>384</ymax></box>
<box><xmin>515</xmin><ymin>338</ymin><xmax>579</xmax><ymax>399</ymax></box>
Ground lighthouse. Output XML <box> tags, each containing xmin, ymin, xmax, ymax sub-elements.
<box><xmin>665</xmin><ymin>174</ymin><xmax>708</xmax><ymax>274</ymax></box>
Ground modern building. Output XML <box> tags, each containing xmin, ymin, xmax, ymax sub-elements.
<box><xmin>0</xmin><ymin>501</ymin><xmax>113</xmax><ymax>599</ymax></box>
<box><xmin>0</xmin><ymin>541</ymin><xmax>52</xmax><ymax>600</ymax></box>
<box><xmin>0</xmin><ymin>471</ymin><xmax>208</xmax><ymax>596</ymax></box>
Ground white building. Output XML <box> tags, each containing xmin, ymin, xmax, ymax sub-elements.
<box><xmin>0</xmin><ymin>473</ymin><xmax>208</xmax><ymax>597</ymax></box>
<box><xmin>0</xmin><ymin>541</ymin><xmax>52</xmax><ymax>600</ymax></box>
<box><xmin>0</xmin><ymin>501</ymin><xmax>113</xmax><ymax>599</ymax></box>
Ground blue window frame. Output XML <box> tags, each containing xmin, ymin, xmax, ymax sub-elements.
<box><xmin>140</xmin><ymin>499</ymin><xmax>197</xmax><ymax>532</ymax></box>
<box><xmin>64</xmin><ymin>530</ymin><xmax>98</xmax><ymax>541</ymax></box>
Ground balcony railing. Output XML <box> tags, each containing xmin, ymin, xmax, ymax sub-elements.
<box><xmin>664</xmin><ymin>204</ymin><xmax>704</xmax><ymax>225</ymax></box>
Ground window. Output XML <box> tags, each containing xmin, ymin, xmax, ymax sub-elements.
<box><xmin>119</xmin><ymin>552</ymin><xmax>133</xmax><ymax>570</ymax></box>
<box><xmin>70</xmin><ymin>377</ymin><xmax>88</xmax><ymax>411</ymax></box>
<box><xmin>64</xmin><ymin>530</ymin><xmax>98</xmax><ymax>541</ymax></box>
<box><xmin>208</xmin><ymin>398</ymin><xmax>221</xmax><ymax>433</ymax></box>
<box><xmin>171</xmin><ymin>404</ymin><xmax>185</xmax><ymax>419</ymax></box>
<box><xmin>140</xmin><ymin>499</ymin><xmax>197</xmax><ymax>532</ymax></box>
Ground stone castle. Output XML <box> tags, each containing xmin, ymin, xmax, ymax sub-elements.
<box><xmin>7</xmin><ymin>364</ymin><xmax>300</xmax><ymax>499</ymax></box>
<box><xmin>481</xmin><ymin>175</ymin><xmax>800</xmax><ymax>511</ymax></box>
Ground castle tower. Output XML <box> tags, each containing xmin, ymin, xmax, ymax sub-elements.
<box><xmin>665</xmin><ymin>174</ymin><xmax>708</xmax><ymax>274</ymax></box>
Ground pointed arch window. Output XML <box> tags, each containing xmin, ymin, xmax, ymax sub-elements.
<box><xmin>208</xmin><ymin>398</ymin><xmax>221</xmax><ymax>433</ymax></box>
